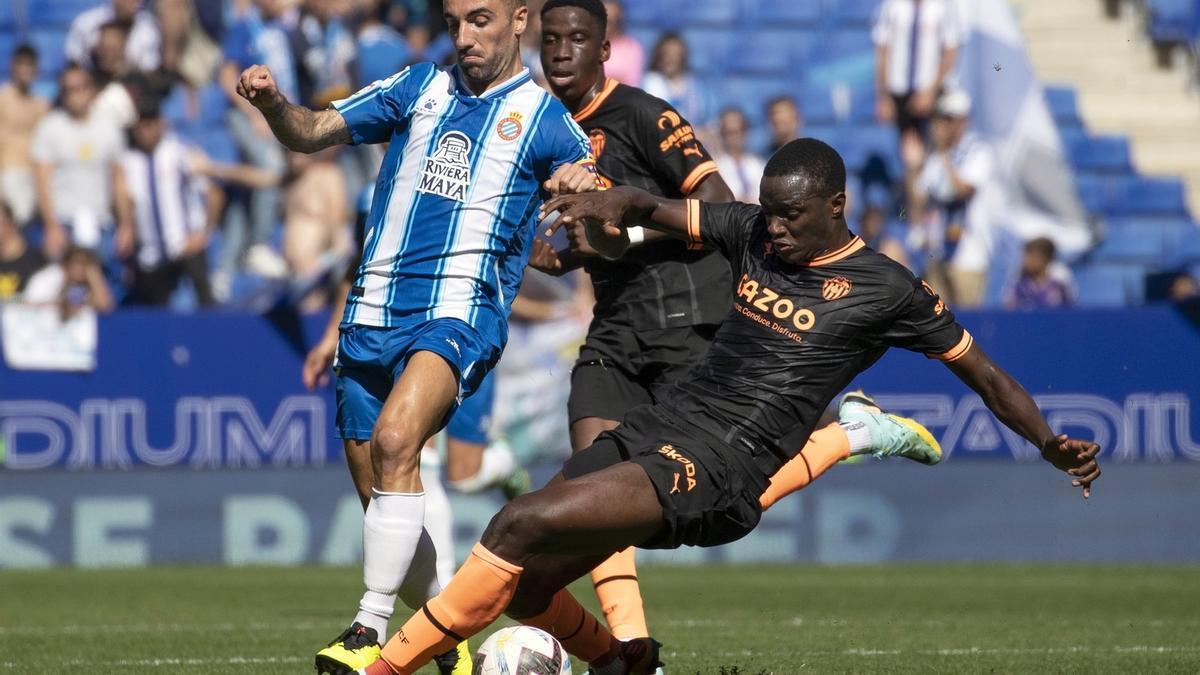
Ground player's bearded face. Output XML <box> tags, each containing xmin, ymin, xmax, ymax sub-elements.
<box><xmin>446</xmin><ymin>0</ymin><xmax>528</xmax><ymax>84</ymax></box>
<box><xmin>540</xmin><ymin>8</ymin><xmax>609</xmax><ymax>101</ymax></box>
<box><xmin>760</xmin><ymin>175</ymin><xmax>847</xmax><ymax>265</ymax></box>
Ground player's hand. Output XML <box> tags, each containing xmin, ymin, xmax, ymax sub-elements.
<box><xmin>1040</xmin><ymin>434</ymin><xmax>1101</xmax><ymax>499</ymax></box>
<box><xmin>539</xmin><ymin>191</ymin><xmax>625</xmax><ymax>240</ymax></box>
<box><xmin>236</xmin><ymin>65</ymin><xmax>285</xmax><ymax>111</ymax></box>
<box><xmin>302</xmin><ymin>334</ymin><xmax>338</xmax><ymax>390</ymax></box>
<box><xmin>528</xmin><ymin>239</ymin><xmax>568</xmax><ymax>276</ymax></box>
<box><xmin>544</xmin><ymin>162</ymin><xmax>599</xmax><ymax>196</ymax></box>
<box><xmin>876</xmin><ymin>95</ymin><xmax>895</xmax><ymax>123</ymax></box>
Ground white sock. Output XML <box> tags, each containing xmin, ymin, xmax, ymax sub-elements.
<box><xmin>353</xmin><ymin>490</ymin><xmax>425</xmax><ymax>640</ymax></box>
<box><xmin>841</xmin><ymin>421</ymin><xmax>874</xmax><ymax>455</ymax></box>
<box><xmin>419</xmin><ymin>453</ymin><xmax>456</xmax><ymax>586</ymax></box>
<box><xmin>447</xmin><ymin>440</ymin><xmax>515</xmax><ymax>494</ymax></box>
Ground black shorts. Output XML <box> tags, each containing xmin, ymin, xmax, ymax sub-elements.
<box><xmin>892</xmin><ymin>92</ymin><xmax>931</xmax><ymax>138</ymax></box>
<box><xmin>568</xmin><ymin>323</ymin><xmax>718</xmax><ymax>424</ymax></box>
<box><xmin>561</xmin><ymin>404</ymin><xmax>768</xmax><ymax>550</ymax></box>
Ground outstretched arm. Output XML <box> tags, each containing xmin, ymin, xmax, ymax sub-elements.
<box><xmin>235</xmin><ymin>64</ymin><xmax>351</xmax><ymax>153</ymax></box>
<box><xmin>540</xmin><ymin>186</ymin><xmax>690</xmax><ymax>241</ymax></box>
<box><xmin>945</xmin><ymin>343</ymin><xmax>1101</xmax><ymax>498</ymax></box>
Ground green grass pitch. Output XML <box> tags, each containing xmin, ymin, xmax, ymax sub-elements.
<box><xmin>2</xmin><ymin>564</ymin><xmax>1199</xmax><ymax>674</ymax></box>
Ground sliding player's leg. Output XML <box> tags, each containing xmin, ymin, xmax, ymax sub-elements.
<box><xmin>758</xmin><ymin>391</ymin><xmax>943</xmax><ymax>511</ymax></box>
<box><xmin>368</xmin><ymin>461</ymin><xmax>666</xmax><ymax>675</ymax></box>
<box><xmin>569</xmin><ymin>355</ymin><xmax>656</xmax><ymax>643</ymax></box>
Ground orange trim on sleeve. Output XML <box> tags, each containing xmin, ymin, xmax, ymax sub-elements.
<box><xmin>685</xmin><ymin>199</ymin><xmax>702</xmax><ymax>248</ymax></box>
<box><xmin>680</xmin><ymin>160</ymin><xmax>718</xmax><ymax>195</ymax></box>
<box><xmin>572</xmin><ymin>78</ymin><xmax>619</xmax><ymax>122</ymax></box>
<box><xmin>930</xmin><ymin>330</ymin><xmax>974</xmax><ymax>363</ymax></box>
<box><xmin>471</xmin><ymin>543</ymin><xmax>524</xmax><ymax>575</ymax></box>
<box><xmin>804</xmin><ymin>237</ymin><xmax>866</xmax><ymax>266</ymax></box>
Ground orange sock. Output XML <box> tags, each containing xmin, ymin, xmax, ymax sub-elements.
<box><xmin>371</xmin><ymin>544</ymin><xmax>522</xmax><ymax>675</ymax></box>
<box><xmin>590</xmin><ymin>548</ymin><xmax>649</xmax><ymax>639</ymax></box>
<box><xmin>520</xmin><ymin>588</ymin><xmax>621</xmax><ymax>665</ymax></box>
<box><xmin>758</xmin><ymin>423</ymin><xmax>851</xmax><ymax>511</ymax></box>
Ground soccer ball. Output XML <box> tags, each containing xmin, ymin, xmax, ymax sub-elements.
<box><xmin>474</xmin><ymin>626</ymin><xmax>572</xmax><ymax>675</ymax></box>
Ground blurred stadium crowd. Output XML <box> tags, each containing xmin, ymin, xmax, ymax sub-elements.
<box><xmin>1</xmin><ymin>0</ymin><xmax>1199</xmax><ymax>321</ymax></box>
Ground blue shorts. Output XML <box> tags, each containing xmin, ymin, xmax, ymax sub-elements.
<box><xmin>335</xmin><ymin>319</ymin><xmax>501</xmax><ymax>441</ymax></box>
<box><xmin>447</xmin><ymin>369</ymin><xmax>496</xmax><ymax>445</ymax></box>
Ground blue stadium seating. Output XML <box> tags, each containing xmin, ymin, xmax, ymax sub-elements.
<box><xmin>746</xmin><ymin>0</ymin><xmax>822</xmax><ymax>27</ymax></box>
<box><xmin>0</xmin><ymin>34</ymin><xmax>18</xmax><ymax>78</ymax></box>
<box><xmin>1074</xmin><ymin>174</ymin><xmax>1112</xmax><ymax>216</ymax></box>
<box><xmin>1066</xmin><ymin>134</ymin><xmax>1134</xmax><ymax>174</ymax></box>
<box><xmin>623</xmin><ymin>2</ymin><xmax>663</xmax><ymax>29</ymax></box>
<box><xmin>27</xmin><ymin>29</ymin><xmax>68</xmax><ymax>78</ymax></box>
<box><xmin>1092</xmin><ymin>218</ymin><xmax>1170</xmax><ymax>263</ymax></box>
<box><xmin>680</xmin><ymin>27</ymin><xmax>734</xmax><ymax>75</ymax></box>
<box><xmin>1073</xmin><ymin>264</ymin><xmax>1147</xmax><ymax>307</ymax></box>
<box><xmin>830</xmin><ymin>0</ymin><xmax>883</xmax><ymax>27</ymax></box>
<box><xmin>681</xmin><ymin>0</ymin><xmax>743</xmax><ymax>28</ymax></box>
<box><xmin>722</xmin><ymin>74</ymin><xmax>797</xmax><ymax>125</ymax></box>
<box><xmin>1110</xmin><ymin>176</ymin><xmax>1190</xmax><ymax>217</ymax></box>
<box><xmin>728</xmin><ymin>29</ymin><xmax>806</xmax><ymax>76</ymax></box>
<box><xmin>29</xmin><ymin>0</ymin><xmax>103</xmax><ymax>29</ymax></box>
<box><xmin>1146</xmin><ymin>0</ymin><xmax>1200</xmax><ymax>44</ymax></box>
<box><xmin>1044</xmin><ymin>85</ymin><xmax>1084</xmax><ymax>129</ymax></box>
<box><xmin>0</xmin><ymin>2</ymin><xmax>19</xmax><ymax>32</ymax></box>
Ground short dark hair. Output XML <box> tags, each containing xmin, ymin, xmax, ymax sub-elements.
<box><xmin>98</xmin><ymin>20</ymin><xmax>130</xmax><ymax>37</ymax></box>
<box><xmin>763</xmin><ymin>138</ymin><xmax>846</xmax><ymax>198</ymax></box>
<box><xmin>12</xmin><ymin>43</ymin><xmax>37</xmax><ymax>62</ymax></box>
<box><xmin>541</xmin><ymin>0</ymin><xmax>608</xmax><ymax>34</ymax></box>
<box><xmin>0</xmin><ymin>200</ymin><xmax>13</xmax><ymax>224</ymax></box>
<box><xmin>649</xmin><ymin>32</ymin><xmax>688</xmax><ymax>74</ymax></box>
<box><xmin>1025</xmin><ymin>237</ymin><xmax>1056</xmax><ymax>260</ymax></box>
<box><xmin>767</xmin><ymin>95</ymin><xmax>797</xmax><ymax>112</ymax></box>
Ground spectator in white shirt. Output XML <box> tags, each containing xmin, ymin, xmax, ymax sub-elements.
<box><xmin>31</xmin><ymin>65</ymin><xmax>131</xmax><ymax>260</ymax></box>
<box><xmin>910</xmin><ymin>89</ymin><xmax>997</xmax><ymax>308</ymax></box>
<box><xmin>643</xmin><ymin>33</ymin><xmax>712</xmax><ymax>127</ymax></box>
<box><xmin>65</xmin><ymin>0</ymin><xmax>162</xmax><ymax>73</ymax></box>
<box><xmin>873</xmin><ymin>0</ymin><xmax>962</xmax><ymax>179</ymax></box>
<box><xmin>712</xmin><ymin>108</ymin><xmax>765</xmax><ymax>204</ymax></box>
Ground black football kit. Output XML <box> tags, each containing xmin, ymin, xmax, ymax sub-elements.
<box><xmin>564</xmin><ymin>201</ymin><xmax>972</xmax><ymax>549</ymax></box>
<box><xmin>567</xmin><ymin>79</ymin><xmax>731</xmax><ymax>424</ymax></box>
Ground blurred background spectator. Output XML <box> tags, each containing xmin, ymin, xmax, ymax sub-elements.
<box><xmin>283</xmin><ymin>148</ymin><xmax>352</xmax><ymax>312</ymax></box>
<box><xmin>0</xmin><ymin>203</ymin><xmax>47</xmax><ymax>301</ymax></box>
<box><xmin>91</xmin><ymin>21</ymin><xmax>140</xmax><ymax>128</ymax></box>
<box><xmin>216</xmin><ymin>0</ymin><xmax>294</xmax><ymax>297</ymax></box>
<box><xmin>873</xmin><ymin>0</ymin><xmax>962</xmax><ymax>188</ymax></box>
<box><xmin>643</xmin><ymin>32</ymin><xmax>712</xmax><ymax>127</ymax></box>
<box><xmin>297</xmin><ymin>0</ymin><xmax>357</xmax><ymax>109</ymax></box>
<box><xmin>115</xmin><ymin>105</ymin><xmax>219</xmax><ymax>307</ymax></box>
<box><xmin>66</xmin><ymin>0</ymin><xmax>162</xmax><ymax>73</ymax></box>
<box><xmin>602</xmin><ymin>0</ymin><xmax>643</xmax><ymax>86</ymax></box>
<box><xmin>764</xmin><ymin>95</ymin><xmax>803</xmax><ymax>156</ymax></box>
<box><xmin>0</xmin><ymin>45</ymin><xmax>50</xmax><ymax>227</ymax></box>
<box><xmin>712</xmin><ymin>107</ymin><xmax>764</xmax><ymax>204</ymax></box>
<box><xmin>156</xmin><ymin>0</ymin><xmax>222</xmax><ymax>89</ymax></box>
<box><xmin>1005</xmin><ymin>237</ymin><xmax>1075</xmax><ymax>309</ymax></box>
<box><xmin>355</xmin><ymin>0</ymin><xmax>412</xmax><ymax>87</ymax></box>
<box><xmin>909</xmin><ymin>89</ymin><xmax>995</xmax><ymax>307</ymax></box>
<box><xmin>31</xmin><ymin>64</ymin><xmax>126</xmax><ymax>259</ymax></box>
<box><xmin>23</xmin><ymin>245</ymin><xmax>116</xmax><ymax>317</ymax></box>
<box><xmin>1168</xmin><ymin>272</ymin><xmax>1200</xmax><ymax>302</ymax></box>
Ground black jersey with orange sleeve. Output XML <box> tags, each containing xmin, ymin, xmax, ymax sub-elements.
<box><xmin>662</xmin><ymin>200</ymin><xmax>972</xmax><ymax>471</ymax></box>
<box><xmin>573</xmin><ymin>79</ymin><xmax>730</xmax><ymax>329</ymax></box>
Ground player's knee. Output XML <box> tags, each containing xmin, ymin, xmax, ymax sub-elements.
<box><xmin>504</xmin><ymin>579</ymin><xmax>557</xmax><ymax>620</ymax></box>
<box><xmin>370</xmin><ymin>423</ymin><xmax>423</xmax><ymax>475</ymax></box>
<box><xmin>480</xmin><ymin>497</ymin><xmax>551</xmax><ymax>561</ymax></box>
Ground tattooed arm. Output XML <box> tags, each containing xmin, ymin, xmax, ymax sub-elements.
<box><xmin>234</xmin><ymin>64</ymin><xmax>351</xmax><ymax>153</ymax></box>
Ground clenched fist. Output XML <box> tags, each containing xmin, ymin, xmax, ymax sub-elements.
<box><xmin>236</xmin><ymin>64</ymin><xmax>285</xmax><ymax>111</ymax></box>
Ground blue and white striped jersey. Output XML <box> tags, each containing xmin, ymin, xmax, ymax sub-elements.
<box><xmin>332</xmin><ymin>62</ymin><xmax>594</xmax><ymax>332</ymax></box>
